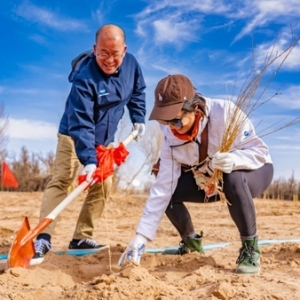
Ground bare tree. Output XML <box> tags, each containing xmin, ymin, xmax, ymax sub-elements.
<box><xmin>264</xmin><ymin>173</ymin><xmax>300</xmax><ymax>201</ymax></box>
<box><xmin>139</xmin><ymin>121</ymin><xmax>163</xmax><ymax>172</ymax></box>
<box><xmin>287</xmin><ymin>171</ymin><xmax>297</xmax><ymax>200</ymax></box>
<box><xmin>10</xmin><ymin>147</ymin><xmax>52</xmax><ymax>191</ymax></box>
<box><xmin>37</xmin><ymin>151</ymin><xmax>56</xmax><ymax>175</ymax></box>
<box><xmin>115</xmin><ymin>121</ymin><xmax>163</xmax><ymax>194</ymax></box>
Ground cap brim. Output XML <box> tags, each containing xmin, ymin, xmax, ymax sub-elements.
<box><xmin>149</xmin><ymin>102</ymin><xmax>183</xmax><ymax>121</ymax></box>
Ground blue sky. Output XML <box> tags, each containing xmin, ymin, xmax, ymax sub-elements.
<box><xmin>0</xmin><ymin>0</ymin><xmax>299</xmax><ymax>180</ymax></box>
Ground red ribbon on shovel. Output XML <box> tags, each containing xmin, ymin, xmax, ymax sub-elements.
<box><xmin>78</xmin><ymin>142</ymin><xmax>129</xmax><ymax>185</ymax></box>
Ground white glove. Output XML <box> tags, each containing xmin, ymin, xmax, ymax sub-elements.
<box><xmin>133</xmin><ymin>123</ymin><xmax>145</xmax><ymax>141</ymax></box>
<box><xmin>211</xmin><ymin>151</ymin><xmax>235</xmax><ymax>173</ymax></box>
<box><xmin>118</xmin><ymin>233</ymin><xmax>148</xmax><ymax>266</ymax></box>
<box><xmin>80</xmin><ymin>164</ymin><xmax>97</xmax><ymax>182</ymax></box>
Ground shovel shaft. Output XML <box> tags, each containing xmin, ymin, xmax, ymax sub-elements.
<box><xmin>123</xmin><ymin>130</ymin><xmax>138</xmax><ymax>146</ymax></box>
<box><xmin>20</xmin><ymin>218</ymin><xmax>53</xmax><ymax>246</ymax></box>
<box><xmin>19</xmin><ymin>181</ymin><xmax>89</xmax><ymax>247</ymax></box>
<box><xmin>46</xmin><ymin>181</ymin><xmax>89</xmax><ymax>220</ymax></box>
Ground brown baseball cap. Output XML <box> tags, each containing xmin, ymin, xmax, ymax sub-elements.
<box><xmin>149</xmin><ymin>74</ymin><xmax>195</xmax><ymax>121</ymax></box>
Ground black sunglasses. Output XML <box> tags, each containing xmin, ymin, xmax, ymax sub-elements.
<box><xmin>157</xmin><ymin>111</ymin><xmax>187</xmax><ymax>127</ymax></box>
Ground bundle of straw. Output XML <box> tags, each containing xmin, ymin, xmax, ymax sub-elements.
<box><xmin>210</xmin><ymin>32</ymin><xmax>300</xmax><ymax>203</ymax></box>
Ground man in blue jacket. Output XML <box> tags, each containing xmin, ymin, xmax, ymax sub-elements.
<box><xmin>34</xmin><ymin>24</ymin><xmax>146</xmax><ymax>257</ymax></box>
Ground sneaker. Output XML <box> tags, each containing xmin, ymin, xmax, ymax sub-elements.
<box><xmin>235</xmin><ymin>236</ymin><xmax>261</xmax><ymax>275</ymax></box>
<box><xmin>68</xmin><ymin>238</ymin><xmax>106</xmax><ymax>249</ymax></box>
<box><xmin>165</xmin><ymin>232</ymin><xmax>204</xmax><ymax>255</ymax></box>
<box><xmin>33</xmin><ymin>238</ymin><xmax>51</xmax><ymax>258</ymax></box>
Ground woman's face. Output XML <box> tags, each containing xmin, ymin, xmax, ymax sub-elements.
<box><xmin>169</xmin><ymin>110</ymin><xmax>196</xmax><ymax>134</ymax></box>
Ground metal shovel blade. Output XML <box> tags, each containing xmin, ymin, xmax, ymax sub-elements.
<box><xmin>6</xmin><ymin>217</ymin><xmax>35</xmax><ymax>269</ymax></box>
<box><xmin>6</xmin><ymin>182</ymin><xmax>87</xmax><ymax>269</ymax></box>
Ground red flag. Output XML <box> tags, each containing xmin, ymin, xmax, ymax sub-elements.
<box><xmin>1</xmin><ymin>161</ymin><xmax>19</xmax><ymax>189</ymax></box>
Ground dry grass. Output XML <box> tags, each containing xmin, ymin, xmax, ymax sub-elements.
<box><xmin>210</xmin><ymin>31</ymin><xmax>300</xmax><ymax>201</ymax></box>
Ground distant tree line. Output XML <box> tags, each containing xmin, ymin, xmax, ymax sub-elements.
<box><xmin>263</xmin><ymin>173</ymin><xmax>300</xmax><ymax>201</ymax></box>
<box><xmin>1</xmin><ymin>146</ymin><xmax>55</xmax><ymax>192</ymax></box>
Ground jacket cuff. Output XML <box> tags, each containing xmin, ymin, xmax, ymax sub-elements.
<box><xmin>136</xmin><ymin>221</ymin><xmax>157</xmax><ymax>241</ymax></box>
<box><xmin>132</xmin><ymin>116</ymin><xmax>145</xmax><ymax>124</ymax></box>
<box><xmin>84</xmin><ymin>158</ymin><xmax>98</xmax><ymax>166</ymax></box>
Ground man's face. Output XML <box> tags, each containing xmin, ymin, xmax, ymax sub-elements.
<box><xmin>93</xmin><ymin>37</ymin><xmax>127</xmax><ymax>75</ymax></box>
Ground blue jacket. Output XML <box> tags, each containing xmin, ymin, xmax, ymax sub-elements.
<box><xmin>58</xmin><ymin>51</ymin><xmax>146</xmax><ymax>166</ymax></box>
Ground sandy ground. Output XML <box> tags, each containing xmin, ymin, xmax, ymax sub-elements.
<box><xmin>0</xmin><ymin>191</ymin><xmax>300</xmax><ymax>300</ymax></box>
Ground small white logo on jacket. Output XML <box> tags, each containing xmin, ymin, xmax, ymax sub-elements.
<box><xmin>99</xmin><ymin>89</ymin><xmax>109</xmax><ymax>97</ymax></box>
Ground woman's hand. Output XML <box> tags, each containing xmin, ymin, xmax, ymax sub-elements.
<box><xmin>118</xmin><ymin>234</ymin><xmax>148</xmax><ymax>266</ymax></box>
<box><xmin>211</xmin><ymin>151</ymin><xmax>235</xmax><ymax>173</ymax></box>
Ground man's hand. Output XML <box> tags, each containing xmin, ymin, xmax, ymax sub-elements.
<box><xmin>211</xmin><ymin>151</ymin><xmax>235</xmax><ymax>173</ymax></box>
<box><xmin>80</xmin><ymin>164</ymin><xmax>97</xmax><ymax>182</ymax></box>
<box><xmin>118</xmin><ymin>233</ymin><xmax>148</xmax><ymax>266</ymax></box>
<box><xmin>133</xmin><ymin>123</ymin><xmax>145</xmax><ymax>141</ymax></box>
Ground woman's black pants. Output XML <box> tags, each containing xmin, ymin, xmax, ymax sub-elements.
<box><xmin>165</xmin><ymin>163</ymin><xmax>274</xmax><ymax>238</ymax></box>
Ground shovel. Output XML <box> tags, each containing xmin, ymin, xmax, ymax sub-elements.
<box><xmin>7</xmin><ymin>130</ymin><xmax>138</xmax><ymax>269</ymax></box>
